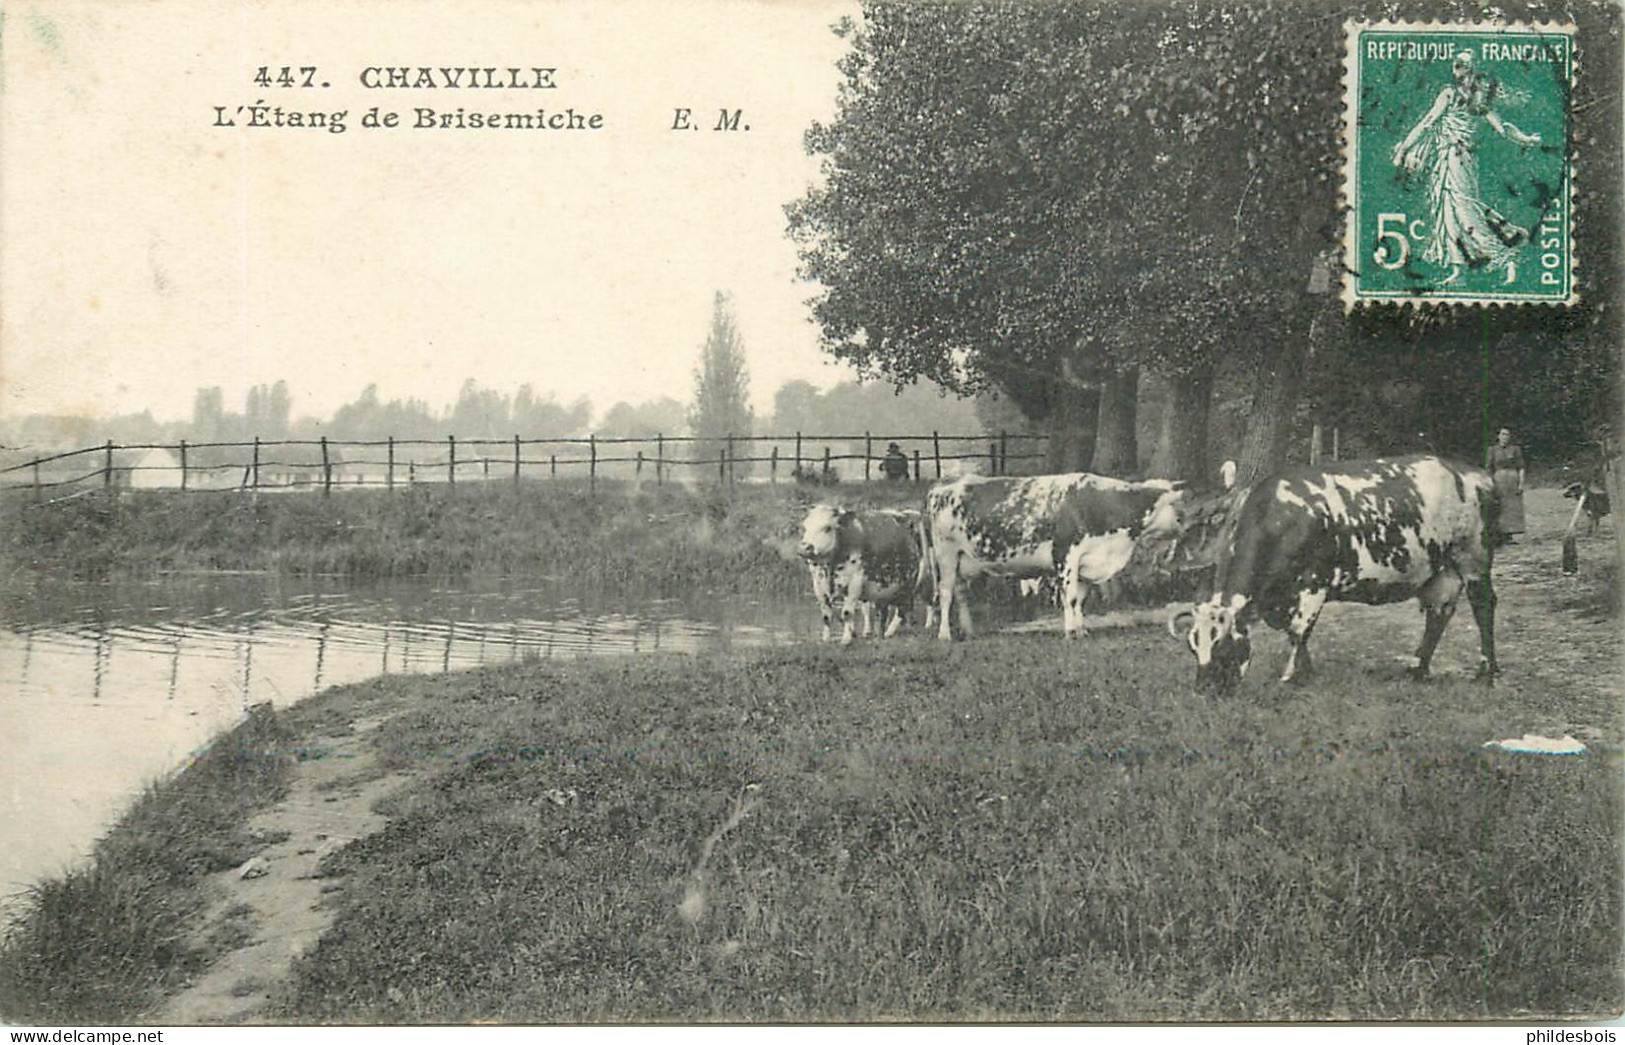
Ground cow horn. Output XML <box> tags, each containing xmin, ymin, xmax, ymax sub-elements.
<box><xmin>1167</xmin><ymin>607</ymin><xmax>1195</xmax><ymax>639</ymax></box>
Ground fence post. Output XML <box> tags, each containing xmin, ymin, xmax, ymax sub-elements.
<box><xmin>448</xmin><ymin>435</ymin><xmax>456</xmax><ymax>487</ymax></box>
<box><xmin>1332</xmin><ymin>427</ymin><xmax>1340</xmax><ymax>461</ymax></box>
<box><xmin>718</xmin><ymin>445</ymin><xmax>727</xmax><ymax>483</ymax></box>
<box><xmin>104</xmin><ymin>441</ymin><xmax>114</xmax><ymax>489</ymax></box>
<box><xmin>795</xmin><ymin>431</ymin><xmax>803</xmax><ymax>475</ymax></box>
<box><xmin>823</xmin><ymin>446</ymin><xmax>831</xmax><ymax>477</ymax></box>
<box><xmin>178</xmin><ymin>439</ymin><xmax>188</xmax><ymax>492</ymax></box>
<box><xmin>770</xmin><ymin>446</ymin><xmax>778</xmax><ymax>484</ymax></box>
<box><xmin>989</xmin><ymin>441</ymin><xmax>998</xmax><ymax>475</ymax></box>
<box><xmin>550</xmin><ymin>453</ymin><xmax>557</xmax><ymax>477</ymax></box>
<box><xmin>514</xmin><ymin>435</ymin><xmax>522</xmax><ymax>487</ymax></box>
<box><xmin>656</xmin><ymin>434</ymin><xmax>665</xmax><ymax>486</ymax></box>
<box><xmin>252</xmin><ymin>437</ymin><xmax>260</xmax><ymax>490</ymax></box>
<box><xmin>865</xmin><ymin>431</ymin><xmax>872</xmax><ymax>482</ymax></box>
<box><xmin>589</xmin><ymin>434</ymin><xmax>597</xmax><ymax>494</ymax></box>
<box><xmin>999</xmin><ymin>430</ymin><xmax>1009</xmax><ymax>476</ymax></box>
<box><xmin>636</xmin><ymin>450</ymin><xmax>645</xmax><ymax>478</ymax></box>
<box><xmin>933</xmin><ymin>431</ymin><xmax>942</xmax><ymax>479</ymax></box>
<box><xmin>913</xmin><ymin>449</ymin><xmax>921</xmax><ymax>482</ymax></box>
<box><xmin>321</xmin><ymin>437</ymin><xmax>332</xmax><ymax>495</ymax></box>
<box><xmin>387</xmin><ymin>437</ymin><xmax>395</xmax><ymax>489</ymax></box>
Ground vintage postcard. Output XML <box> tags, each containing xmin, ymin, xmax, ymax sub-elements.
<box><xmin>1</xmin><ymin>0</ymin><xmax>1620</xmax><ymax>1032</ymax></box>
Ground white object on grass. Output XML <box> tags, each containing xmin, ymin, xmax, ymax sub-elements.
<box><xmin>1483</xmin><ymin>734</ymin><xmax>1587</xmax><ymax>755</ymax></box>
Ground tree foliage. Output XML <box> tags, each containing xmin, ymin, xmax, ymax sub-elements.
<box><xmin>766</xmin><ymin>377</ymin><xmax>982</xmax><ymax>435</ymax></box>
<box><xmin>789</xmin><ymin>0</ymin><xmax>1620</xmax><ymax>475</ymax></box>
<box><xmin>789</xmin><ymin>2</ymin><xmax>1338</xmax><ymax>415</ymax></box>
<box><xmin>689</xmin><ymin>292</ymin><xmax>755</xmax><ymax>442</ymax></box>
<box><xmin>598</xmin><ymin>397</ymin><xmax>688</xmax><ymax>438</ymax></box>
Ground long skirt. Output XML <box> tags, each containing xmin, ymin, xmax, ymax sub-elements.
<box><xmin>1493</xmin><ymin>469</ymin><xmax>1526</xmax><ymax>534</ymax></box>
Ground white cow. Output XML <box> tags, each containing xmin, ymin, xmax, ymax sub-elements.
<box><xmin>797</xmin><ymin>505</ymin><xmax>930</xmax><ymax>644</ymax></box>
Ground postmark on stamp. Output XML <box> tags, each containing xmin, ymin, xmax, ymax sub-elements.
<box><xmin>1343</xmin><ymin>21</ymin><xmax>1576</xmax><ymax>306</ymax></box>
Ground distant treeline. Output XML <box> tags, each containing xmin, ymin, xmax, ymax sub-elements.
<box><xmin>2</xmin><ymin>377</ymin><xmax>986</xmax><ymax>453</ymax></box>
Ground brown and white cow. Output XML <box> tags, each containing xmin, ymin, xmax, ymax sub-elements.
<box><xmin>1169</xmin><ymin>455</ymin><xmax>1498</xmax><ymax>694</ymax></box>
<box><xmin>797</xmin><ymin>504</ymin><xmax>929</xmax><ymax>644</ymax></box>
<box><xmin>924</xmin><ymin>473</ymin><xmax>1186</xmax><ymax>641</ymax></box>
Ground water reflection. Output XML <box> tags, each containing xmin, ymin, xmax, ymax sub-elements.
<box><xmin>1</xmin><ymin>575</ymin><xmax>814</xmax><ymax>902</ymax></box>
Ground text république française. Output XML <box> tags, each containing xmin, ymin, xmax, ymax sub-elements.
<box><xmin>212</xmin><ymin>104</ymin><xmax>605</xmax><ymax>133</ymax></box>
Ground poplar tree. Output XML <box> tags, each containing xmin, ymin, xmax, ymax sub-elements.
<box><xmin>689</xmin><ymin>292</ymin><xmax>755</xmax><ymax>475</ymax></box>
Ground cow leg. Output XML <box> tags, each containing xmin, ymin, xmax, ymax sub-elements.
<box><xmin>883</xmin><ymin>603</ymin><xmax>904</xmax><ymax>638</ymax></box>
<box><xmin>1057</xmin><ymin>555</ymin><xmax>1078</xmax><ymax>637</ymax></box>
<box><xmin>1062</xmin><ymin>571</ymin><xmax>1091</xmax><ymax>638</ymax></box>
<box><xmin>1063</xmin><ymin>531</ymin><xmax>1134</xmax><ymax>639</ymax></box>
<box><xmin>955</xmin><ymin>580</ymin><xmax>975</xmax><ymax>640</ymax></box>
<box><xmin>839</xmin><ymin>594</ymin><xmax>861</xmax><ymax>646</ymax></box>
<box><xmin>1466</xmin><ymin>573</ymin><xmax>1498</xmax><ymax>681</ymax></box>
<box><xmin>810</xmin><ymin>565</ymin><xmax>835</xmax><ymax>642</ymax></box>
<box><xmin>1280</xmin><ymin>588</ymin><xmax>1327</xmax><ymax>683</ymax></box>
<box><xmin>1410</xmin><ymin>569</ymin><xmax>1464</xmax><ymax>680</ymax></box>
<box><xmin>936</xmin><ymin>553</ymin><xmax>964</xmax><ymax>641</ymax></box>
<box><xmin>837</xmin><ymin>560</ymin><xmax>865</xmax><ymax>646</ymax></box>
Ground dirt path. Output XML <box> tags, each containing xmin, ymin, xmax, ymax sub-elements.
<box><xmin>155</xmin><ymin>716</ymin><xmax>405</xmax><ymax>1024</ymax></box>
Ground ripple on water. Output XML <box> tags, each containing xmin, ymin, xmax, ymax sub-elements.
<box><xmin>0</xmin><ymin>574</ymin><xmax>816</xmax><ymax>897</ymax></box>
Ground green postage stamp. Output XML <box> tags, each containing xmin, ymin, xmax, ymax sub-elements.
<box><xmin>1343</xmin><ymin>21</ymin><xmax>1576</xmax><ymax>306</ymax></box>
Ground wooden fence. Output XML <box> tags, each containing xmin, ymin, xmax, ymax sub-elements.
<box><xmin>0</xmin><ymin>431</ymin><xmax>1049</xmax><ymax>498</ymax></box>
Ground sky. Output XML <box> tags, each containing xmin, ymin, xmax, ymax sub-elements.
<box><xmin>1</xmin><ymin>0</ymin><xmax>863</xmax><ymax>425</ymax></box>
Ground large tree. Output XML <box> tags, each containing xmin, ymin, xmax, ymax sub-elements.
<box><xmin>788</xmin><ymin>1</ymin><xmax>1347</xmax><ymax>480</ymax></box>
<box><xmin>795</xmin><ymin>1</ymin><xmax>1618</xmax><ymax>484</ymax></box>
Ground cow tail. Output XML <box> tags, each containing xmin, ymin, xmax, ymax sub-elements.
<box><xmin>913</xmin><ymin>513</ymin><xmax>938</xmax><ymax>596</ymax></box>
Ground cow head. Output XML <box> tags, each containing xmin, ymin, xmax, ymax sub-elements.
<box><xmin>798</xmin><ymin>504</ymin><xmax>853</xmax><ymax>562</ymax></box>
<box><xmin>1143</xmin><ymin>486</ymin><xmax>1188</xmax><ymax>541</ymax></box>
<box><xmin>1169</xmin><ymin>598</ymin><xmax>1251</xmax><ymax>695</ymax></box>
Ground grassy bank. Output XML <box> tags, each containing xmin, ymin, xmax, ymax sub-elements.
<box><xmin>10</xmin><ymin>626</ymin><xmax>1613</xmax><ymax>1023</ymax></box>
<box><xmin>276</xmin><ymin>641</ymin><xmax>1619</xmax><ymax>1021</ymax></box>
<box><xmin>0</xmin><ymin>706</ymin><xmax>293</xmax><ymax>1023</ymax></box>
<box><xmin>0</xmin><ymin>480</ymin><xmax>932</xmax><ymax>596</ymax></box>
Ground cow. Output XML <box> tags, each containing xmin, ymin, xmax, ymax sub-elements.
<box><xmin>1168</xmin><ymin>455</ymin><xmax>1497</xmax><ymax>695</ymax></box>
<box><xmin>924</xmin><ymin>472</ymin><xmax>1186</xmax><ymax>641</ymax></box>
<box><xmin>797</xmin><ymin>504</ymin><xmax>929</xmax><ymax>645</ymax></box>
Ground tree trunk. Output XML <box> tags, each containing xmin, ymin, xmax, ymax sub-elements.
<box><xmin>1609</xmin><ymin>440</ymin><xmax>1625</xmax><ymax>611</ymax></box>
<box><xmin>1233</xmin><ymin>317</ymin><xmax>1313</xmax><ymax>485</ymax></box>
<box><xmin>1043</xmin><ymin>382</ymin><xmax>1099</xmax><ymax>472</ymax></box>
<box><xmin>1091</xmin><ymin>368</ymin><xmax>1139</xmax><ymax>476</ymax></box>
<box><xmin>1151</xmin><ymin>365</ymin><xmax>1215</xmax><ymax>483</ymax></box>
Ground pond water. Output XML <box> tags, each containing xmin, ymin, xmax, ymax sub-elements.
<box><xmin>0</xmin><ymin>574</ymin><xmax>816</xmax><ymax>902</ymax></box>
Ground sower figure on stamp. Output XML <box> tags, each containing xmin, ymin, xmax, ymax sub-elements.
<box><xmin>1391</xmin><ymin>49</ymin><xmax>1542</xmax><ymax>285</ymax></box>
<box><xmin>1488</xmin><ymin>426</ymin><xmax>1527</xmax><ymax>545</ymax></box>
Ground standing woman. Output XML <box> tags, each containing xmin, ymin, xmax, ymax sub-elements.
<box><xmin>1488</xmin><ymin>427</ymin><xmax>1526</xmax><ymax>544</ymax></box>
